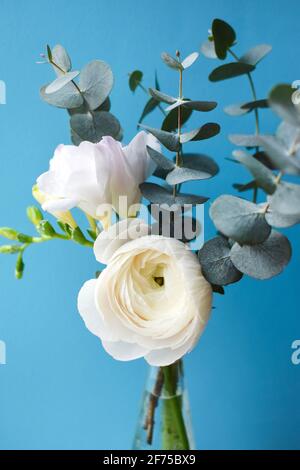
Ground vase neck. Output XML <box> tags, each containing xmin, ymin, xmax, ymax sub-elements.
<box><xmin>146</xmin><ymin>361</ymin><xmax>184</xmax><ymax>399</ymax></box>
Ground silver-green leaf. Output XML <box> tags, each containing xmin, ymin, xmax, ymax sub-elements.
<box><xmin>209</xmin><ymin>62</ymin><xmax>255</xmax><ymax>82</ymax></box>
<box><xmin>269</xmin><ymin>84</ymin><xmax>300</xmax><ymax>127</ymax></box>
<box><xmin>45</xmin><ymin>71</ymin><xmax>80</xmax><ymax>94</ymax></box>
<box><xmin>210</xmin><ymin>195</ymin><xmax>271</xmax><ymax>245</ymax></box>
<box><xmin>161</xmin><ymin>52</ymin><xmax>183</xmax><ymax>71</ymax></box>
<box><xmin>198</xmin><ymin>236</ymin><xmax>243</xmax><ymax>286</ymax></box>
<box><xmin>230</xmin><ymin>231</ymin><xmax>291</xmax><ymax>280</ymax></box>
<box><xmin>140</xmin><ymin>125</ymin><xmax>180</xmax><ymax>151</ymax></box>
<box><xmin>70</xmin><ymin>110</ymin><xmax>121</xmax><ymax>144</ymax></box>
<box><xmin>51</xmin><ymin>44</ymin><xmax>72</xmax><ymax>75</ymax></box>
<box><xmin>232</xmin><ymin>149</ymin><xmax>276</xmax><ymax>194</ymax></box>
<box><xmin>40</xmin><ymin>82</ymin><xmax>83</xmax><ymax>109</ymax></box>
<box><xmin>240</xmin><ymin>44</ymin><xmax>272</xmax><ymax>66</ymax></box>
<box><xmin>79</xmin><ymin>60</ymin><xmax>113</xmax><ymax>110</ymax></box>
<box><xmin>149</xmin><ymin>88</ymin><xmax>177</xmax><ymax>104</ymax></box>
<box><xmin>140</xmin><ymin>182</ymin><xmax>208</xmax><ymax>206</ymax></box>
<box><xmin>180</xmin><ymin>123</ymin><xmax>220</xmax><ymax>143</ymax></box>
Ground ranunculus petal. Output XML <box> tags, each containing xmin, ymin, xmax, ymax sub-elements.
<box><xmin>101</xmin><ymin>340</ymin><xmax>149</xmax><ymax>361</ymax></box>
<box><xmin>94</xmin><ymin>218</ymin><xmax>150</xmax><ymax>265</ymax></box>
<box><xmin>78</xmin><ymin>230</ymin><xmax>212</xmax><ymax>366</ymax></box>
<box><xmin>145</xmin><ymin>342</ymin><xmax>193</xmax><ymax>367</ymax></box>
<box><xmin>77</xmin><ymin>279</ymin><xmax>115</xmax><ymax>341</ymax></box>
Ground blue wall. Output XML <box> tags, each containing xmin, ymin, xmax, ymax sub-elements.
<box><xmin>0</xmin><ymin>0</ymin><xmax>299</xmax><ymax>449</ymax></box>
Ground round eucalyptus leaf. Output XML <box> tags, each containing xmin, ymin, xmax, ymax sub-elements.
<box><xmin>224</xmin><ymin>103</ymin><xmax>249</xmax><ymax>116</ymax></box>
<box><xmin>269</xmin><ymin>84</ymin><xmax>300</xmax><ymax>126</ymax></box>
<box><xmin>258</xmin><ymin>135</ymin><xmax>300</xmax><ymax>175</ymax></box>
<box><xmin>45</xmin><ymin>70</ymin><xmax>80</xmax><ymax>94</ymax></box>
<box><xmin>40</xmin><ymin>82</ymin><xmax>83</xmax><ymax>109</ymax></box>
<box><xmin>139</xmin><ymin>97</ymin><xmax>159</xmax><ymax>124</ymax></box>
<box><xmin>240</xmin><ymin>44</ymin><xmax>272</xmax><ymax>66</ymax></box>
<box><xmin>149</xmin><ymin>88</ymin><xmax>176</xmax><ymax>104</ymax></box>
<box><xmin>241</xmin><ymin>99</ymin><xmax>269</xmax><ymax>111</ymax></box>
<box><xmin>229</xmin><ymin>134</ymin><xmax>261</xmax><ymax>147</ymax></box>
<box><xmin>129</xmin><ymin>70</ymin><xmax>143</xmax><ymax>92</ymax></box>
<box><xmin>180</xmin><ymin>123</ymin><xmax>220</xmax><ymax>143</ymax></box>
<box><xmin>151</xmin><ymin>215</ymin><xmax>201</xmax><ymax>243</ymax></box>
<box><xmin>232</xmin><ymin>149</ymin><xmax>276</xmax><ymax>194</ymax></box>
<box><xmin>51</xmin><ymin>44</ymin><xmax>72</xmax><ymax>75</ymax></box>
<box><xmin>146</xmin><ymin>146</ymin><xmax>175</xmax><ymax>171</ymax></box>
<box><xmin>70</xmin><ymin>129</ymin><xmax>82</xmax><ymax>146</ymax></box>
<box><xmin>181</xmin><ymin>153</ymin><xmax>219</xmax><ymax>176</ymax></box>
<box><xmin>265</xmin><ymin>207</ymin><xmax>300</xmax><ymax>228</ymax></box>
<box><xmin>276</xmin><ymin>121</ymin><xmax>300</xmax><ymax>163</ymax></box>
<box><xmin>200</xmin><ymin>40</ymin><xmax>217</xmax><ymax>59</ymax></box>
<box><xmin>161</xmin><ymin>52</ymin><xmax>183</xmax><ymax>71</ymax></box>
<box><xmin>253</xmin><ymin>150</ymin><xmax>278</xmax><ymax>170</ymax></box>
<box><xmin>212</xmin><ymin>18</ymin><xmax>236</xmax><ymax>60</ymax></box>
<box><xmin>198</xmin><ymin>236</ymin><xmax>243</xmax><ymax>286</ymax></box>
<box><xmin>165</xmin><ymin>99</ymin><xmax>217</xmax><ymax>113</ymax></box>
<box><xmin>268</xmin><ymin>181</ymin><xmax>300</xmax><ymax>216</ymax></box>
<box><xmin>209</xmin><ymin>62</ymin><xmax>255</xmax><ymax>82</ymax></box>
<box><xmin>79</xmin><ymin>60</ymin><xmax>113</xmax><ymax>110</ymax></box>
<box><xmin>140</xmin><ymin>182</ymin><xmax>208</xmax><ymax>206</ymax></box>
<box><xmin>161</xmin><ymin>106</ymin><xmax>192</xmax><ymax>132</ymax></box>
<box><xmin>181</xmin><ymin>52</ymin><xmax>199</xmax><ymax>69</ymax></box>
<box><xmin>70</xmin><ymin>110</ymin><xmax>121</xmax><ymax>143</ymax></box>
<box><xmin>140</xmin><ymin>125</ymin><xmax>180</xmax><ymax>152</ymax></box>
<box><xmin>182</xmin><ymin>100</ymin><xmax>217</xmax><ymax>112</ymax></box>
<box><xmin>166</xmin><ymin>154</ymin><xmax>219</xmax><ymax>185</ymax></box>
<box><xmin>230</xmin><ymin>231</ymin><xmax>291</xmax><ymax>280</ymax></box>
<box><xmin>209</xmin><ymin>195</ymin><xmax>271</xmax><ymax>245</ymax></box>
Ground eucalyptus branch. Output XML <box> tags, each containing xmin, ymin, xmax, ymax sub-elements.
<box><xmin>228</xmin><ymin>48</ymin><xmax>261</xmax><ymax>203</ymax></box>
<box><xmin>137</xmin><ymin>82</ymin><xmax>166</xmax><ymax>117</ymax></box>
<box><xmin>173</xmin><ymin>51</ymin><xmax>183</xmax><ymax>198</ymax></box>
<box><xmin>228</xmin><ymin>48</ymin><xmax>260</xmax><ymax>135</ymax></box>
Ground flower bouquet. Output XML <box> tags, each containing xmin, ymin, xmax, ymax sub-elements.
<box><xmin>1</xmin><ymin>19</ymin><xmax>299</xmax><ymax>450</ymax></box>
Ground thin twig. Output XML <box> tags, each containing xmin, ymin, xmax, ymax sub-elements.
<box><xmin>144</xmin><ymin>368</ymin><xmax>164</xmax><ymax>445</ymax></box>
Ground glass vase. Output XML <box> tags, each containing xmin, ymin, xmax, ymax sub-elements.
<box><xmin>133</xmin><ymin>360</ymin><xmax>195</xmax><ymax>450</ymax></box>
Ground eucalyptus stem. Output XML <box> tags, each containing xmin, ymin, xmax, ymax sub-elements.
<box><xmin>173</xmin><ymin>51</ymin><xmax>183</xmax><ymax>198</ymax></box>
<box><xmin>228</xmin><ymin>48</ymin><xmax>260</xmax><ymax>135</ymax></box>
<box><xmin>228</xmin><ymin>48</ymin><xmax>260</xmax><ymax>202</ymax></box>
<box><xmin>50</xmin><ymin>58</ymin><xmax>83</xmax><ymax>96</ymax></box>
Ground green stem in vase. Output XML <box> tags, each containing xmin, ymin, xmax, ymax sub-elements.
<box><xmin>161</xmin><ymin>362</ymin><xmax>190</xmax><ymax>450</ymax></box>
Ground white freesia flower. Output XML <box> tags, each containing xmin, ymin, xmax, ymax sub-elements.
<box><xmin>36</xmin><ymin>132</ymin><xmax>159</xmax><ymax>222</ymax></box>
<box><xmin>78</xmin><ymin>219</ymin><xmax>212</xmax><ymax>366</ymax></box>
<box><xmin>32</xmin><ymin>185</ymin><xmax>77</xmax><ymax>229</ymax></box>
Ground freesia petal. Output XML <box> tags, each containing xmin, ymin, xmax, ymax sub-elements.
<box><xmin>123</xmin><ymin>131</ymin><xmax>161</xmax><ymax>182</ymax></box>
<box><xmin>42</xmin><ymin>197</ymin><xmax>79</xmax><ymax>212</ymax></box>
<box><xmin>101</xmin><ymin>340</ymin><xmax>149</xmax><ymax>361</ymax></box>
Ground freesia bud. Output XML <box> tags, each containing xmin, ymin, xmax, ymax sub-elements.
<box><xmin>0</xmin><ymin>245</ymin><xmax>21</xmax><ymax>254</ymax></box>
<box><xmin>27</xmin><ymin>206</ymin><xmax>43</xmax><ymax>226</ymax></box>
<box><xmin>15</xmin><ymin>253</ymin><xmax>25</xmax><ymax>279</ymax></box>
<box><xmin>0</xmin><ymin>227</ymin><xmax>18</xmax><ymax>240</ymax></box>
<box><xmin>37</xmin><ymin>220</ymin><xmax>56</xmax><ymax>237</ymax></box>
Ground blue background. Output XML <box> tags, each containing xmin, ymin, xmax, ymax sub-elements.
<box><xmin>0</xmin><ymin>0</ymin><xmax>299</xmax><ymax>450</ymax></box>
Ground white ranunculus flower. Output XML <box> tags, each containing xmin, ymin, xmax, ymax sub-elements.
<box><xmin>78</xmin><ymin>219</ymin><xmax>212</xmax><ymax>366</ymax></box>
<box><xmin>36</xmin><ymin>132</ymin><xmax>159</xmax><ymax>221</ymax></box>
